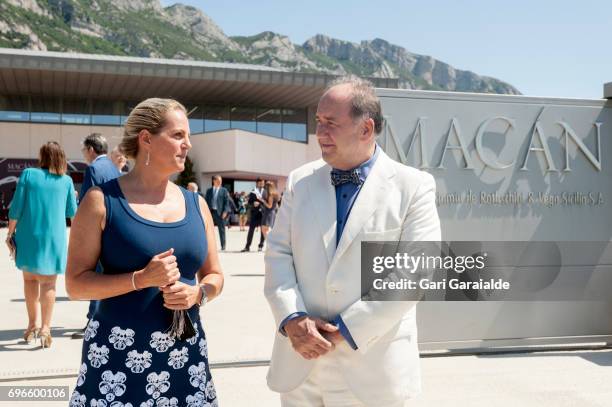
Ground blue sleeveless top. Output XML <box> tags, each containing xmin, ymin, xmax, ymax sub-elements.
<box><xmin>96</xmin><ymin>178</ymin><xmax>207</xmax><ymax>326</ymax></box>
<box><xmin>71</xmin><ymin>179</ymin><xmax>218</xmax><ymax>406</ymax></box>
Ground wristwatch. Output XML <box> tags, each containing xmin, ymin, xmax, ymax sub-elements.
<box><xmin>198</xmin><ymin>284</ymin><xmax>208</xmax><ymax>307</ymax></box>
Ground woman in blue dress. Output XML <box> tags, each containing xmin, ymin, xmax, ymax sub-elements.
<box><xmin>5</xmin><ymin>141</ymin><xmax>77</xmax><ymax>348</ymax></box>
<box><xmin>66</xmin><ymin>98</ymin><xmax>224</xmax><ymax>406</ymax></box>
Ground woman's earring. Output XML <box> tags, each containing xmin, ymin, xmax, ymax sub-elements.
<box><xmin>146</xmin><ymin>151</ymin><xmax>150</xmax><ymax>166</ymax></box>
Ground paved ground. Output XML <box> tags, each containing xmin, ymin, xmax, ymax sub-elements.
<box><xmin>1</xmin><ymin>227</ymin><xmax>611</xmax><ymax>406</ymax></box>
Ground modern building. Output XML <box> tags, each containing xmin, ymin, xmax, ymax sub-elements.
<box><xmin>0</xmin><ymin>48</ymin><xmax>398</xmax><ymax>209</ymax></box>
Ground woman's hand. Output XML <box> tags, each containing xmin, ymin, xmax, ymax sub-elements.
<box><xmin>5</xmin><ymin>234</ymin><xmax>15</xmax><ymax>258</ymax></box>
<box><xmin>160</xmin><ymin>282</ymin><xmax>201</xmax><ymax>310</ymax></box>
<box><xmin>134</xmin><ymin>248</ymin><xmax>180</xmax><ymax>289</ymax></box>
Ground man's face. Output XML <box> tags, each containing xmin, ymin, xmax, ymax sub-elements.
<box><xmin>213</xmin><ymin>177</ymin><xmax>222</xmax><ymax>187</ymax></box>
<box><xmin>256</xmin><ymin>180</ymin><xmax>265</xmax><ymax>189</ymax></box>
<box><xmin>315</xmin><ymin>85</ymin><xmax>365</xmax><ymax>170</ymax></box>
<box><xmin>82</xmin><ymin>145</ymin><xmax>100</xmax><ymax>164</ymax></box>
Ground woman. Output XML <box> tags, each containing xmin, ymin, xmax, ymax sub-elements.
<box><xmin>5</xmin><ymin>141</ymin><xmax>77</xmax><ymax>348</ymax></box>
<box><xmin>260</xmin><ymin>181</ymin><xmax>279</xmax><ymax>240</ymax></box>
<box><xmin>237</xmin><ymin>191</ymin><xmax>248</xmax><ymax>231</ymax></box>
<box><xmin>66</xmin><ymin>98</ymin><xmax>223</xmax><ymax>406</ymax></box>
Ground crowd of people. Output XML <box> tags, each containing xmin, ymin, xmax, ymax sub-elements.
<box><xmin>187</xmin><ymin>176</ymin><xmax>281</xmax><ymax>252</ymax></box>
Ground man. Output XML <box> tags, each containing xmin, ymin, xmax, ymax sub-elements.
<box><xmin>264</xmin><ymin>76</ymin><xmax>441</xmax><ymax>407</ymax></box>
<box><xmin>80</xmin><ymin>134</ymin><xmax>122</xmax><ymax>201</ymax></box>
<box><xmin>241</xmin><ymin>178</ymin><xmax>266</xmax><ymax>252</ymax></box>
<box><xmin>73</xmin><ymin>133</ymin><xmax>122</xmax><ymax>339</ymax></box>
<box><xmin>110</xmin><ymin>146</ymin><xmax>128</xmax><ymax>173</ymax></box>
<box><xmin>205</xmin><ymin>175</ymin><xmax>231</xmax><ymax>250</ymax></box>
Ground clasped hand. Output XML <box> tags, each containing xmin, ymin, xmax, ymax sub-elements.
<box><xmin>160</xmin><ymin>282</ymin><xmax>200</xmax><ymax>310</ymax></box>
<box><xmin>137</xmin><ymin>248</ymin><xmax>200</xmax><ymax>310</ymax></box>
<box><xmin>284</xmin><ymin>315</ymin><xmax>344</xmax><ymax>360</ymax></box>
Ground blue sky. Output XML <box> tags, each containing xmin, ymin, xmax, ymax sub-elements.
<box><xmin>161</xmin><ymin>0</ymin><xmax>611</xmax><ymax>99</ymax></box>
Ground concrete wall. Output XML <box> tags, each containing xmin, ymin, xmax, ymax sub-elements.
<box><xmin>0</xmin><ymin>122</ymin><xmax>123</xmax><ymax>161</ymax></box>
<box><xmin>189</xmin><ymin>129</ymin><xmax>320</xmax><ymax>192</ymax></box>
<box><xmin>1</xmin><ymin>122</ymin><xmax>320</xmax><ymax>182</ymax></box>
<box><xmin>377</xmin><ymin>88</ymin><xmax>612</xmax><ymax>350</ymax></box>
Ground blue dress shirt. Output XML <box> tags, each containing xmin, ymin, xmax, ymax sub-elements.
<box><xmin>279</xmin><ymin>145</ymin><xmax>380</xmax><ymax>350</ymax></box>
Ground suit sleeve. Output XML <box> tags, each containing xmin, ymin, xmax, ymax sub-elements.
<box><xmin>339</xmin><ymin>173</ymin><xmax>441</xmax><ymax>354</ymax></box>
<box><xmin>79</xmin><ymin>166</ymin><xmax>95</xmax><ymax>204</ymax></box>
<box><xmin>263</xmin><ymin>171</ymin><xmax>308</xmax><ymax>328</ymax></box>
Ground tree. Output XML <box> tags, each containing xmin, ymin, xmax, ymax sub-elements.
<box><xmin>175</xmin><ymin>156</ymin><xmax>197</xmax><ymax>188</ymax></box>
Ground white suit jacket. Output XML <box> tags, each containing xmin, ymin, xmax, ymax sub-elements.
<box><xmin>264</xmin><ymin>149</ymin><xmax>441</xmax><ymax>405</ymax></box>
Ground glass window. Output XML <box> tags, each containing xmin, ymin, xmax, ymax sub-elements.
<box><xmin>204</xmin><ymin>105</ymin><xmax>230</xmax><ymax>133</ymax></box>
<box><xmin>256</xmin><ymin>108</ymin><xmax>282</xmax><ymax>138</ymax></box>
<box><xmin>92</xmin><ymin>100</ymin><xmax>121</xmax><ymax>126</ymax></box>
<box><xmin>62</xmin><ymin>99</ymin><xmax>91</xmax><ymax>124</ymax></box>
<box><xmin>0</xmin><ymin>95</ymin><xmax>29</xmax><ymax>122</ymax></box>
<box><xmin>185</xmin><ymin>105</ymin><xmax>204</xmax><ymax>134</ymax></box>
<box><xmin>234</xmin><ymin>180</ymin><xmax>256</xmax><ymax>194</ymax></box>
<box><xmin>121</xmin><ymin>101</ymin><xmax>139</xmax><ymax>126</ymax></box>
<box><xmin>30</xmin><ymin>97</ymin><xmax>61</xmax><ymax>123</ymax></box>
<box><xmin>230</xmin><ymin>106</ymin><xmax>256</xmax><ymax>132</ymax></box>
<box><xmin>282</xmin><ymin>109</ymin><xmax>308</xmax><ymax>142</ymax></box>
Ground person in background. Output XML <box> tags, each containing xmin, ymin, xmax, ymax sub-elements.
<box><xmin>73</xmin><ymin>133</ymin><xmax>121</xmax><ymax>339</ymax></box>
<box><xmin>5</xmin><ymin>141</ymin><xmax>77</xmax><ymax>348</ymax></box>
<box><xmin>241</xmin><ymin>178</ymin><xmax>266</xmax><ymax>252</ymax></box>
<box><xmin>204</xmin><ymin>175</ymin><xmax>231</xmax><ymax>251</ymax></box>
<box><xmin>110</xmin><ymin>145</ymin><xmax>128</xmax><ymax>173</ymax></box>
<box><xmin>260</xmin><ymin>181</ymin><xmax>280</xmax><ymax>242</ymax></box>
<box><xmin>80</xmin><ymin>133</ymin><xmax>121</xmax><ymax>201</ymax></box>
<box><xmin>237</xmin><ymin>191</ymin><xmax>248</xmax><ymax>231</ymax></box>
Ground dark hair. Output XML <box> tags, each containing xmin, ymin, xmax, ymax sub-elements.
<box><xmin>256</xmin><ymin>177</ymin><xmax>264</xmax><ymax>183</ymax></box>
<box><xmin>327</xmin><ymin>75</ymin><xmax>384</xmax><ymax>134</ymax></box>
<box><xmin>39</xmin><ymin>141</ymin><xmax>67</xmax><ymax>175</ymax></box>
<box><xmin>83</xmin><ymin>133</ymin><xmax>109</xmax><ymax>155</ymax></box>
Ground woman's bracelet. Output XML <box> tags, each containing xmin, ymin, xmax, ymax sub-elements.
<box><xmin>131</xmin><ymin>272</ymin><xmax>141</xmax><ymax>291</ymax></box>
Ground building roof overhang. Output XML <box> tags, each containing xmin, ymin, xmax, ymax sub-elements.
<box><xmin>0</xmin><ymin>48</ymin><xmax>399</xmax><ymax>107</ymax></box>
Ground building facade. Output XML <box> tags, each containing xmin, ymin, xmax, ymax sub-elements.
<box><xmin>0</xmin><ymin>48</ymin><xmax>398</xmax><ymax>212</ymax></box>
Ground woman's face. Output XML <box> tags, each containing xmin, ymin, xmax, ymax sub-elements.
<box><xmin>148</xmin><ymin>109</ymin><xmax>191</xmax><ymax>174</ymax></box>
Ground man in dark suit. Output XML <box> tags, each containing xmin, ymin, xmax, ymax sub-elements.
<box><xmin>205</xmin><ymin>175</ymin><xmax>231</xmax><ymax>251</ymax></box>
<box><xmin>80</xmin><ymin>133</ymin><xmax>122</xmax><ymax>201</ymax></box>
<box><xmin>73</xmin><ymin>133</ymin><xmax>121</xmax><ymax>339</ymax></box>
<box><xmin>241</xmin><ymin>177</ymin><xmax>266</xmax><ymax>252</ymax></box>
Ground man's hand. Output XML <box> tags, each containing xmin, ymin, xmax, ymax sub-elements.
<box><xmin>321</xmin><ymin>329</ymin><xmax>345</xmax><ymax>346</ymax></box>
<box><xmin>284</xmin><ymin>316</ymin><xmax>338</xmax><ymax>360</ymax></box>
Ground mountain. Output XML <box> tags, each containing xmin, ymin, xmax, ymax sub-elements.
<box><xmin>0</xmin><ymin>0</ymin><xmax>520</xmax><ymax>94</ymax></box>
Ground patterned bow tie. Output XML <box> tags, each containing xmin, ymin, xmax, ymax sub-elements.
<box><xmin>330</xmin><ymin>168</ymin><xmax>363</xmax><ymax>186</ymax></box>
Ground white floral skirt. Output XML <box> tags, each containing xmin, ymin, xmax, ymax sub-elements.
<box><xmin>70</xmin><ymin>317</ymin><xmax>217</xmax><ymax>407</ymax></box>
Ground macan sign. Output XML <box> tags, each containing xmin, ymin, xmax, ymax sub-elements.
<box><xmin>383</xmin><ymin>112</ymin><xmax>603</xmax><ymax>173</ymax></box>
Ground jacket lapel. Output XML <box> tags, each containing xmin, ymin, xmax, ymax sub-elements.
<box><xmin>306</xmin><ymin>163</ymin><xmax>337</xmax><ymax>265</ymax></box>
<box><xmin>331</xmin><ymin>151</ymin><xmax>396</xmax><ymax>265</ymax></box>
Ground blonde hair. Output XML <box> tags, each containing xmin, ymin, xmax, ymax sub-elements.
<box><xmin>120</xmin><ymin>98</ymin><xmax>187</xmax><ymax>159</ymax></box>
